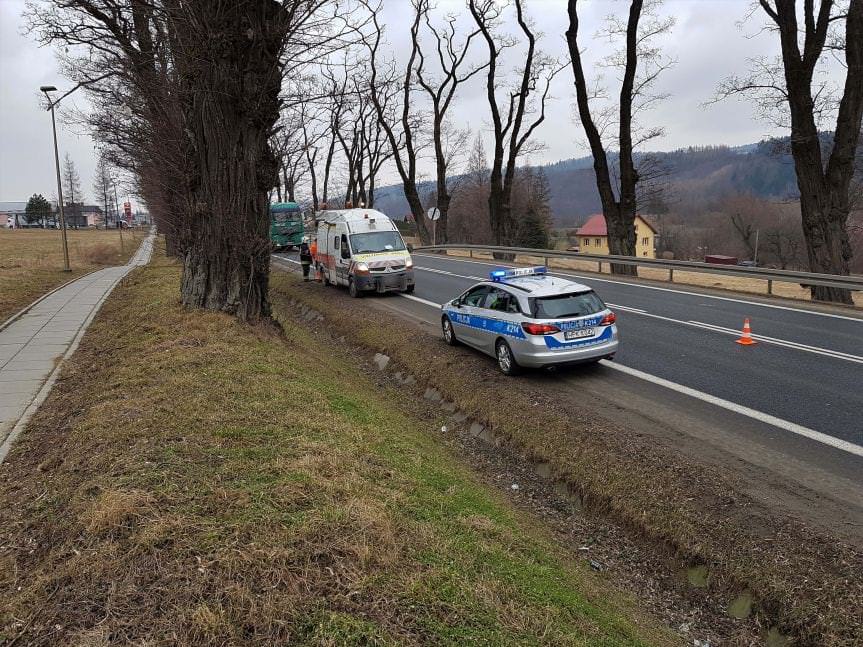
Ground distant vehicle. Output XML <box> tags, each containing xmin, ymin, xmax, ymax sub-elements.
<box><xmin>440</xmin><ymin>266</ymin><xmax>618</xmax><ymax>375</ymax></box>
<box><xmin>737</xmin><ymin>260</ymin><xmax>758</xmax><ymax>267</ymax></box>
<box><xmin>704</xmin><ymin>254</ymin><xmax>737</xmax><ymax>265</ymax></box>
<box><xmin>315</xmin><ymin>208</ymin><xmax>415</xmax><ymax>297</ymax></box>
<box><xmin>270</xmin><ymin>202</ymin><xmax>303</xmax><ymax>250</ymax></box>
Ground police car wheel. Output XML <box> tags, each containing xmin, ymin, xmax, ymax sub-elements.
<box><xmin>442</xmin><ymin>317</ymin><xmax>458</xmax><ymax>346</ymax></box>
<box><xmin>349</xmin><ymin>279</ymin><xmax>363</xmax><ymax>298</ymax></box>
<box><xmin>496</xmin><ymin>340</ymin><xmax>521</xmax><ymax>375</ymax></box>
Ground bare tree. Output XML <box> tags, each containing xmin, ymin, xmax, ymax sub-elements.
<box><xmin>62</xmin><ymin>153</ymin><xmax>83</xmax><ymax>228</ymax></box>
<box><xmin>93</xmin><ymin>151</ymin><xmax>113</xmax><ymax>229</ymax></box>
<box><xmin>414</xmin><ymin>0</ymin><xmax>487</xmax><ymax>243</ymax></box>
<box><xmin>448</xmin><ymin>132</ymin><xmax>492</xmax><ymax>243</ymax></box>
<box><xmin>566</xmin><ymin>0</ymin><xmax>674</xmax><ymax>275</ymax></box>
<box><xmin>33</xmin><ymin>0</ymin><xmax>345</xmax><ymax>321</ymax></box>
<box><xmin>717</xmin><ymin>0</ymin><xmax>863</xmax><ymax>303</ymax></box>
<box><xmin>469</xmin><ymin>0</ymin><xmax>562</xmax><ymax>250</ymax></box>
<box><xmin>365</xmin><ymin>0</ymin><xmax>432</xmax><ymax>242</ymax></box>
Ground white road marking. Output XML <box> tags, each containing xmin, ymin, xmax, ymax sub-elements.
<box><xmin>278</xmin><ymin>255</ymin><xmax>861</xmax><ymax>362</ymax></box>
<box><xmin>401</xmin><ymin>294</ymin><xmax>441</xmax><ymax>308</ymax></box>
<box><xmin>412</xmin><ymin>259</ymin><xmax>861</xmax><ymax>364</ymax></box>
<box><xmin>606</xmin><ymin>303</ymin><xmax>646</xmax><ymax>314</ymax></box>
<box><xmin>414</xmin><ymin>265</ymin><xmax>484</xmax><ymax>281</ymax></box>
<box><xmin>413</xmin><ymin>254</ymin><xmax>863</xmax><ymax>323</ymax></box>
<box><xmin>271</xmin><ymin>256</ymin><xmax>861</xmax><ymax>456</ymax></box>
<box><xmin>600</xmin><ymin>360</ymin><xmax>863</xmax><ymax>458</ymax></box>
<box><xmin>689</xmin><ymin>320</ymin><xmax>863</xmax><ymax>364</ymax></box>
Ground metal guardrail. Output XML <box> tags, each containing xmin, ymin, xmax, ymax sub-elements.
<box><xmin>412</xmin><ymin>244</ymin><xmax>863</xmax><ymax>294</ymax></box>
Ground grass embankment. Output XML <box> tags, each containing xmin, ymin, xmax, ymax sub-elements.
<box><xmin>269</xmin><ymin>270</ymin><xmax>863</xmax><ymax>646</ymax></box>
<box><xmin>0</xmin><ymin>228</ymin><xmax>145</xmax><ymax>323</ymax></box>
<box><xmin>0</xmin><ymin>254</ymin><xmax>671</xmax><ymax>645</ymax></box>
<box><xmin>443</xmin><ymin>249</ymin><xmax>863</xmax><ymax>308</ymax></box>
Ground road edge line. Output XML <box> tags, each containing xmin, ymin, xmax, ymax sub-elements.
<box><xmin>600</xmin><ymin>360</ymin><xmax>863</xmax><ymax>458</ymax></box>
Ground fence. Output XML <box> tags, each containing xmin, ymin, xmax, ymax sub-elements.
<box><xmin>412</xmin><ymin>244</ymin><xmax>863</xmax><ymax>295</ymax></box>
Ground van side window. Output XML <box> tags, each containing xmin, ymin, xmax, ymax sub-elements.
<box><xmin>333</xmin><ymin>236</ymin><xmax>340</xmax><ymax>250</ymax></box>
<box><xmin>340</xmin><ymin>234</ymin><xmax>351</xmax><ymax>259</ymax></box>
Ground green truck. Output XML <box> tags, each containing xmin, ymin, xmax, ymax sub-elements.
<box><xmin>270</xmin><ymin>202</ymin><xmax>303</xmax><ymax>250</ymax></box>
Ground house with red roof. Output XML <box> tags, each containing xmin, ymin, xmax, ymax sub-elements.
<box><xmin>575</xmin><ymin>214</ymin><xmax>657</xmax><ymax>258</ymax></box>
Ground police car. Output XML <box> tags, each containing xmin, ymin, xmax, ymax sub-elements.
<box><xmin>440</xmin><ymin>267</ymin><xmax>618</xmax><ymax>375</ymax></box>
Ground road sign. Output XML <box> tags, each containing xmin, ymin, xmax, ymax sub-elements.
<box><xmin>427</xmin><ymin>207</ymin><xmax>440</xmax><ymax>221</ymax></box>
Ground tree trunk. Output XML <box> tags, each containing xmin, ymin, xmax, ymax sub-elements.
<box><xmin>567</xmin><ymin>0</ymin><xmax>641</xmax><ymax>276</ymax></box>
<box><xmin>172</xmin><ymin>0</ymin><xmax>285</xmax><ymax>321</ymax></box>
<box><xmin>766</xmin><ymin>0</ymin><xmax>863</xmax><ymax>304</ymax></box>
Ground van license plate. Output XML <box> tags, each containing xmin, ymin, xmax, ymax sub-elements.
<box><xmin>565</xmin><ymin>328</ymin><xmax>594</xmax><ymax>340</ymax></box>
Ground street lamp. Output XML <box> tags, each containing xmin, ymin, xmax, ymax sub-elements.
<box><xmin>40</xmin><ymin>85</ymin><xmax>71</xmax><ymax>272</ymax></box>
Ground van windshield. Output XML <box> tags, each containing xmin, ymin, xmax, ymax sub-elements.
<box><xmin>531</xmin><ymin>291</ymin><xmax>605</xmax><ymax>319</ymax></box>
<box><xmin>349</xmin><ymin>231</ymin><xmax>406</xmax><ymax>254</ymax></box>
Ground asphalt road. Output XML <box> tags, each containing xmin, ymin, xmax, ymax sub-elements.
<box><xmin>273</xmin><ymin>251</ymin><xmax>863</xmax><ymax>525</ymax></box>
<box><xmin>409</xmin><ymin>253</ymin><xmax>863</xmax><ymax>444</ymax></box>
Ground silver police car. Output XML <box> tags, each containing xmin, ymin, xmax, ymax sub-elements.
<box><xmin>440</xmin><ymin>267</ymin><xmax>618</xmax><ymax>375</ymax></box>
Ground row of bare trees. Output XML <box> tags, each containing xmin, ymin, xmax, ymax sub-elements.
<box><xmin>37</xmin><ymin>0</ymin><xmax>863</xmax><ymax>309</ymax></box>
<box><xmin>568</xmin><ymin>0</ymin><xmax>862</xmax><ymax>301</ymax></box>
<box><xmin>32</xmin><ymin>0</ymin><xmax>355</xmax><ymax>320</ymax></box>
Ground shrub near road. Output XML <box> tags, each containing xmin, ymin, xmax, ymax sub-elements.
<box><xmin>0</xmin><ymin>228</ymin><xmax>144</xmax><ymax>322</ymax></box>
<box><xmin>0</xmin><ymin>255</ymin><xmax>671</xmax><ymax>645</ymax></box>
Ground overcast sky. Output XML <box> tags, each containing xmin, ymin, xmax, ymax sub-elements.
<box><xmin>0</xmin><ymin>0</ymin><xmax>841</xmax><ymax>203</ymax></box>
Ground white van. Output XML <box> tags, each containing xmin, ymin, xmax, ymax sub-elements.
<box><xmin>315</xmin><ymin>208</ymin><xmax>415</xmax><ymax>297</ymax></box>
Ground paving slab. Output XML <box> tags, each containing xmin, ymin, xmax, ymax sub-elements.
<box><xmin>0</xmin><ymin>230</ymin><xmax>155</xmax><ymax>461</ymax></box>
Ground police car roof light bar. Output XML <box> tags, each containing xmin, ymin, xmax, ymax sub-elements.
<box><xmin>489</xmin><ymin>266</ymin><xmax>547</xmax><ymax>281</ymax></box>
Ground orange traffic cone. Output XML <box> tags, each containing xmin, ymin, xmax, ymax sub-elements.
<box><xmin>735</xmin><ymin>318</ymin><xmax>757</xmax><ymax>346</ymax></box>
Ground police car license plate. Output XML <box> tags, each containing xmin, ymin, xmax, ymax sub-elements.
<box><xmin>565</xmin><ymin>328</ymin><xmax>594</xmax><ymax>340</ymax></box>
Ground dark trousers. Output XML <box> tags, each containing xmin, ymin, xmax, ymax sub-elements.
<box><xmin>301</xmin><ymin>262</ymin><xmax>311</xmax><ymax>279</ymax></box>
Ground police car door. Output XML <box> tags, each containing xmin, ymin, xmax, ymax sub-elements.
<box><xmin>478</xmin><ymin>287</ymin><xmax>522</xmax><ymax>354</ymax></box>
<box><xmin>451</xmin><ymin>285</ymin><xmax>490</xmax><ymax>347</ymax></box>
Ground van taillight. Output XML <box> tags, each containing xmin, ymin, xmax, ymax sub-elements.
<box><xmin>522</xmin><ymin>322</ymin><xmax>561</xmax><ymax>335</ymax></box>
<box><xmin>600</xmin><ymin>312</ymin><xmax>616</xmax><ymax>326</ymax></box>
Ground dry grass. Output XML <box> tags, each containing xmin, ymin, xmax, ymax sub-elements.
<box><xmin>0</xmin><ymin>228</ymin><xmax>146</xmax><ymax>323</ymax></box>
<box><xmin>440</xmin><ymin>249</ymin><xmax>863</xmax><ymax>307</ymax></box>
<box><xmin>0</xmin><ymin>249</ymin><xmax>672</xmax><ymax>646</ymax></box>
<box><xmin>271</xmin><ymin>270</ymin><xmax>863</xmax><ymax>647</ymax></box>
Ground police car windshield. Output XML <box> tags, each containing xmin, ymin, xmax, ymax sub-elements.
<box><xmin>531</xmin><ymin>291</ymin><xmax>605</xmax><ymax>319</ymax></box>
<box><xmin>350</xmin><ymin>231</ymin><xmax>405</xmax><ymax>254</ymax></box>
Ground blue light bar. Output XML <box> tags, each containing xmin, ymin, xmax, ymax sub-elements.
<box><xmin>489</xmin><ymin>266</ymin><xmax>547</xmax><ymax>281</ymax></box>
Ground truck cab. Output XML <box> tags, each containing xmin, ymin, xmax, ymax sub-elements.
<box><xmin>315</xmin><ymin>209</ymin><xmax>415</xmax><ymax>297</ymax></box>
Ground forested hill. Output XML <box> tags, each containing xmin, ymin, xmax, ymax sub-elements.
<box><xmin>372</xmin><ymin>140</ymin><xmax>801</xmax><ymax>226</ymax></box>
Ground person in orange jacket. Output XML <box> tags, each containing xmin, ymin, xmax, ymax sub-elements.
<box><xmin>309</xmin><ymin>238</ymin><xmax>319</xmax><ymax>281</ymax></box>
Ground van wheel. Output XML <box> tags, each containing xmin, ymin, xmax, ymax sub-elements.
<box><xmin>495</xmin><ymin>340</ymin><xmax>521</xmax><ymax>376</ymax></box>
<box><xmin>349</xmin><ymin>278</ymin><xmax>363</xmax><ymax>298</ymax></box>
<box><xmin>442</xmin><ymin>317</ymin><xmax>458</xmax><ymax>346</ymax></box>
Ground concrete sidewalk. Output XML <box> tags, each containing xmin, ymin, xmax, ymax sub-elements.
<box><xmin>0</xmin><ymin>231</ymin><xmax>155</xmax><ymax>462</ymax></box>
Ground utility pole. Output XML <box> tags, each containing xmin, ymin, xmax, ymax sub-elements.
<box><xmin>40</xmin><ymin>86</ymin><xmax>70</xmax><ymax>272</ymax></box>
<box><xmin>112</xmin><ymin>179</ymin><xmax>124</xmax><ymax>253</ymax></box>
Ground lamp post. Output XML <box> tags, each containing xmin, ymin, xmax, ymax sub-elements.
<box><xmin>40</xmin><ymin>85</ymin><xmax>70</xmax><ymax>272</ymax></box>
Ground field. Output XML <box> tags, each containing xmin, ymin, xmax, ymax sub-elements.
<box><xmin>0</xmin><ymin>227</ymin><xmax>145</xmax><ymax>323</ymax></box>
<box><xmin>0</xmin><ymin>250</ymin><xmax>671</xmax><ymax>645</ymax></box>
